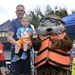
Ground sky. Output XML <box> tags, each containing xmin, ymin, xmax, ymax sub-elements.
<box><xmin>0</xmin><ymin>0</ymin><xmax>75</xmax><ymax>25</ymax></box>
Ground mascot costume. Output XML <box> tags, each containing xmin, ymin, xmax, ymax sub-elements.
<box><xmin>32</xmin><ymin>15</ymin><xmax>72</xmax><ymax>75</ymax></box>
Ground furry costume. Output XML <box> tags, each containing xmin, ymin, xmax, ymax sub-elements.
<box><xmin>32</xmin><ymin>15</ymin><xmax>72</xmax><ymax>75</ymax></box>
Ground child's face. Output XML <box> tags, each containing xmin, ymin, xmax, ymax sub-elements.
<box><xmin>22</xmin><ymin>18</ymin><xmax>29</xmax><ymax>27</ymax></box>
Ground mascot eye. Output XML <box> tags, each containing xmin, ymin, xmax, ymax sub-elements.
<box><xmin>41</xmin><ymin>24</ymin><xmax>44</xmax><ymax>27</ymax></box>
<box><xmin>55</xmin><ymin>21</ymin><xmax>60</xmax><ymax>26</ymax></box>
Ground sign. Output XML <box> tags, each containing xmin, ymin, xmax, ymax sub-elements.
<box><xmin>0</xmin><ymin>32</ymin><xmax>7</xmax><ymax>37</ymax></box>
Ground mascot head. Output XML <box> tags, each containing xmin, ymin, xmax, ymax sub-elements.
<box><xmin>38</xmin><ymin>15</ymin><xmax>66</xmax><ymax>36</ymax></box>
<box><xmin>32</xmin><ymin>15</ymin><xmax>71</xmax><ymax>51</ymax></box>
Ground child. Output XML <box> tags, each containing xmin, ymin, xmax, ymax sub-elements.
<box><xmin>11</xmin><ymin>17</ymin><xmax>33</xmax><ymax>62</ymax></box>
<box><xmin>0</xmin><ymin>39</ymin><xmax>6</xmax><ymax>75</ymax></box>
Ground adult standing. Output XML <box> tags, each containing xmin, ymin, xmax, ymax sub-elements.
<box><xmin>7</xmin><ymin>4</ymin><xmax>32</xmax><ymax>75</ymax></box>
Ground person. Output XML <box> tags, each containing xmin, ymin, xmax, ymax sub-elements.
<box><xmin>11</xmin><ymin>17</ymin><xmax>33</xmax><ymax>62</ymax></box>
<box><xmin>32</xmin><ymin>15</ymin><xmax>72</xmax><ymax>75</ymax></box>
<box><xmin>0</xmin><ymin>39</ymin><xmax>6</xmax><ymax>75</ymax></box>
<box><xmin>7</xmin><ymin>4</ymin><xmax>35</xmax><ymax>75</ymax></box>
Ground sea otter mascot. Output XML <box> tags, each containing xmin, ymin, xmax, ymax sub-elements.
<box><xmin>31</xmin><ymin>15</ymin><xmax>72</xmax><ymax>75</ymax></box>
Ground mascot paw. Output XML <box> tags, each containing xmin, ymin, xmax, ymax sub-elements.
<box><xmin>51</xmin><ymin>38</ymin><xmax>62</xmax><ymax>49</ymax></box>
<box><xmin>51</xmin><ymin>38</ymin><xmax>72</xmax><ymax>52</ymax></box>
<box><xmin>31</xmin><ymin>36</ymin><xmax>42</xmax><ymax>51</ymax></box>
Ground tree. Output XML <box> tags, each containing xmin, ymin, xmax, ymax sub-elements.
<box><xmin>54</xmin><ymin>6</ymin><xmax>68</xmax><ymax>17</ymax></box>
<box><xmin>28</xmin><ymin>5</ymin><xmax>69</xmax><ymax>28</ymax></box>
<box><xmin>45</xmin><ymin>5</ymin><xmax>54</xmax><ymax>16</ymax></box>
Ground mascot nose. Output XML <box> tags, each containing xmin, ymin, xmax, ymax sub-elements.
<box><xmin>46</xmin><ymin>28</ymin><xmax>52</xmax><ymax>32</ymax></box>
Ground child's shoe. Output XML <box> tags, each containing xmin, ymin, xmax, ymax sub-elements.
<box><xmin>21</xmin><ymin>52</ymin><xmax>27</xmax><ymax>60</ymax></box>
<box><xmin>11</xmin><ymin>55</ymin><xmax>20</xmax><ymax>62</ymax></box>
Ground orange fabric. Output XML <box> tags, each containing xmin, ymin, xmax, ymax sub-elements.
<box><xmin>48</xmin><ymin>51</ymin><xmax>70</xmax><ymax>70</ymax></box>
<box><xmin>39</xmin><ymin>38</ymin><xmax>50</xmax><ymax>52</ymax></box>
<box><xmin>48</xmin><ymin>62</ymin><xmax>69</xmax><ymax>70</ymax></box>
<box><xmin>35</xmin><ymin>50</ymin><xmax>48</xmax><ymax>63</ymax></box>
<box><xmin>35</xmin><ymin>61</ymin><xmax>47</xmax><ymax>69</ymax></box>
<box><xmin>50</xmin><ymin>32</ymin><xmax>66</xmax><ymax>39</ymax></box>
<box><xmin>34</xmin><ymin>32</ymin><xmax>70</xmax><ymax>70</ymax></box>
<box><xmin>35</xmin><ymin>50</ymin><xmax>48</xmax><ymax>68</ymax></box>
<box><xmin>17</xmin><ymin>38</ymin><xmax>31</xmax><ymax>48</ymax></box>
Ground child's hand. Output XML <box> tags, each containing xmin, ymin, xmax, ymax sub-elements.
<box><xmin>22</xmin><ymin>32</ymin><xmax>29</xmax><ymax>38</ymax></box>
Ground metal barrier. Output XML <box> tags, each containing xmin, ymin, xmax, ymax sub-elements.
<box><xmin>5</xmin><ymin>59</ymin><xmax>11</xmax><ymax>75</ymax></box>
<box><xmin>30</xmin><ymin>48</ymin><xmax>38</xmax><ymax>75</ymax></box>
